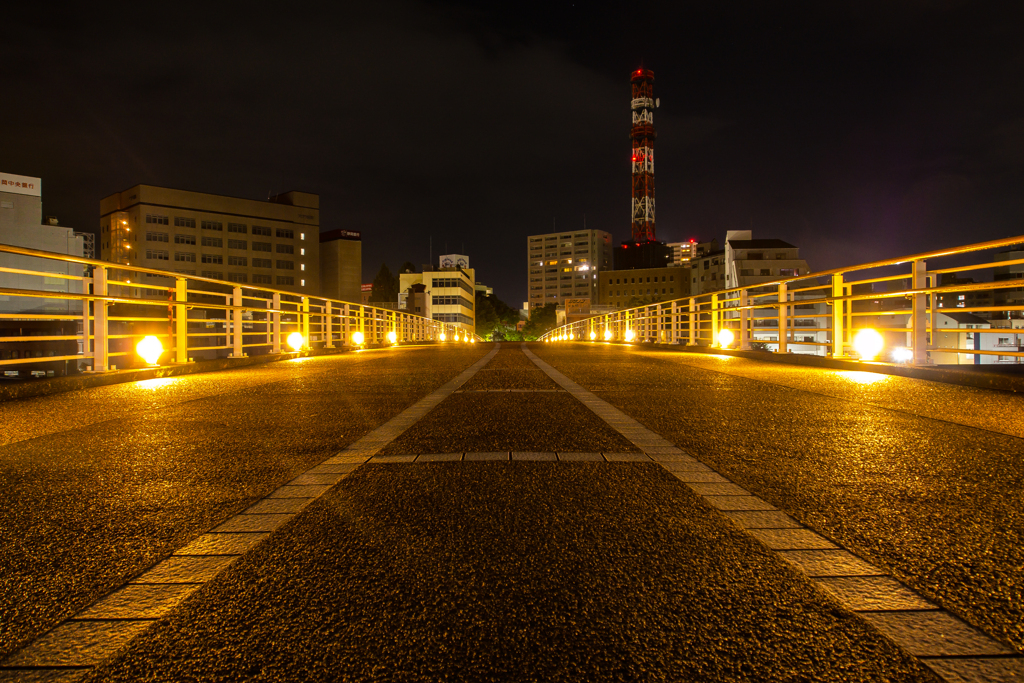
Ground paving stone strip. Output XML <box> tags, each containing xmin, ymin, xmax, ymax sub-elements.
<box><xmin>521</xmin><ymin>344</ymin><xmax>1023</xmax><ymax>683</ymax></box>
<box><xmin>0</xmin><ymin>344</ymin><xmax>502</xmax><ymax>682</ymax></box>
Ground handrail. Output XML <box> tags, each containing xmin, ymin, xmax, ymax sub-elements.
<box><xmin>0</xmin><ymin>242</ymin><xmax>481</xmax><ymax>376</ymax></box>
<box><xmin>541</xmin><ymin>233</ymin><xmax>1024</xmax><ymax>367</ymax></box>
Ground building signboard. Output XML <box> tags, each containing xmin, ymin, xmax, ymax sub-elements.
<box><xmin>0</xmin><ymin>172</ymin><xmax>41</xmax><ymax>197</ymax></box>
<box><xmin>565</xmin><ymin>298</ymin><xmax>591</xmax><ymax>316</ymax></box>
<box><xmin>439</xmin><ymin>253</ymin><xmax>469</xmax><ymax>268</ymax></box>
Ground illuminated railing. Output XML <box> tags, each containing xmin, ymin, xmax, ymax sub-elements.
<box><xmin>0</xmin><ymin>243</ymin><xmax>477</xmax><ymax>375</ymax></box>
<box><xmin>541</xmin><ymin>235</ymin><xmax>1024</xmax><ymax>365</ymax></box>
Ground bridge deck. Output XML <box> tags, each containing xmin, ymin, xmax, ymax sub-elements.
<box><xmin>0</xmin><ymin>343</ymin><xmax>1020</xmax><ymax>681</ymax></box>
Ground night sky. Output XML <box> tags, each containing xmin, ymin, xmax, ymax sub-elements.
<box><xmin>3</xmin><ymin>2</ymin><xmax>1022</xmax><ymax>306</ymax></box>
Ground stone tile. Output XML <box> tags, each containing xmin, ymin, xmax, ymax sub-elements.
<box><xmin>306</xmin><ymin>463</ymin><xmax>360</xmax><ymax>474</ymax></box>
<box><xmin>922</xmin><ymin>657</ymin><xmax>1024</xmax><ymax>682</ymax></box>
<box><xmin>3</xmin><ymin>620</ymin><xmax>152</xmax><ymax>667</ymax></box>
<box><xmin>817</xmin><ymin>576</ymin><xmax>937</xmax><ymax>611</ymax></box>
<box><xmin>130</xmin><ymin>555</ymin><xmax>235</xmax><ymax>584</ymax></box>
<box><xmin>777</xmin><ymin>549</ymin><xmax>886</xmax><ymax>577</ymax></box>
<box><xmin>464</xmin><ymin>452</ymin><xmax>509</xmax><ymax>461</ymax></box>
<box><xmin>748</xmin><ymin>528</ymin><xmax>837</xmax><ymax>550</ymax></box>
<box><xmin>289</xmin><ymin>472</ymin><xmax>344</xmax><ymax>486</ymax></box>
<box><xmin>76</xmin><ymin>584</ymin><xmax>198</xmax><ymax>619</ymax></box>
<box><xmin>511</xmin><ymin>452</ymin><xmax>557</xmax><ymax>461</ymax></box>
<box><xmin>723</xmin><ymin>510</ymin><xmax>801</xmax><ymax>528</ymax></box>
<box><xmin>661</xmin><ymin>460</ymin><xmax>713</xmax><ymax>473</ymax></box>
<box><xmin>670</xmin><ymin>470</ymin><xmax>729</xmax><ymax>483</ymax></box>
<box><xmin>268</xmin><ymin>485</ymin><xmax>331</xmax><ymax>498</ymax></box>
<box><xmin>643</xmin><ymin>447</ymin><xmax>685</xmax><ymax>455</ymax></box>
<box><xmin>557</xmin><ymin>452</ymin><xmax>605</xmax><ymax>461</ymax></box>
<box><xmin>320</xmin><ymin>454</ymin><xmax>370</xmax><ymax>465</ymax></box>
<box><xmin>415</xmin><ymin>453</ymin><xmax>463</xmax><ymax>462</ymax></box>
<box><xmin>211</xmin><ymin>513</ymin><xmax>293</xmax><ymax>533</ymax></box>
<box><xmin>245</xmin><ymin>497</ymin><xmax>313</xmax><ymax>515</ymax></box>
<box><xmin>603</xmin><ymin>453</ymin><xmax>652</xmax><ymax>461</ymax></box>
<box><xmin>173</xmin><ymin>532</ymin><xmax>268</xmax><ymax>556</ymax></box>
<box><xmin>647</xmin><ymin>451</ymin><xmax>695</xmax><ymax>461</ymax></box>
<box><xmin>860</xmin><ymin>611</ymin><xmax>1013</xmax><ymax>657</ymax></box>
<box><xmin>368</xmin><ymin>454</ymin><xmax>417</xmax><ymax>463</ymax></box>
<box><xmin>687</xmin><ymin>482</ymin><xmax>749</xmax><ymax>496</ymax></box>
<box><xmin>0</xmin><ymin>670</ymin><xmax>89</xmax><ymax>682</ymax></box>
<box><xmin>703</xmin><ymin>495</ymin><xmax>777</xmax><ymax>511</ymax></box>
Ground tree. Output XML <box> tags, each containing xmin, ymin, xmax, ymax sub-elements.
<box><xmin>370</xmin><ymin>263</ymin><xmax>398</xmax><ymax>303</ymax></box>
<box><xmin>399</xmin><ymin>261</ymin><xmax>417</xmax><ymax>274</ymax></box>
<box><xmin>522</xmin><ymin>303</ymin><xmax>557</xmax><ymax>341</ymax></box>
<box><xmin>475</xmin><ymin>291</ymin><xmax>522</xmax><ymax>341</ymax></box>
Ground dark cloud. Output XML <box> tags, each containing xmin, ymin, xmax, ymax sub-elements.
<box><xmin>2</xmin><ymin>1</ymin><xmax>1022</xmax><ymax>305</ymax></box>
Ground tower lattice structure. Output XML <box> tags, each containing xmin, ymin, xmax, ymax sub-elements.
<box><xmin>630</xmin><ymin>68</ymin><xmax>657</xmax><ymax>243</ymax></box>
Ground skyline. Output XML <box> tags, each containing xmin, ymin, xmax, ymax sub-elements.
<box><xmin>3</xmin><ymin>1</ymin><xmax>1023</xmax><ymax>306</ymax></box>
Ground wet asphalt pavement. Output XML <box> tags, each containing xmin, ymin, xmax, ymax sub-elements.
<box><xmin>0</xmin><ymin>345</ymin><xmax>488</xmax><ymax>660</ymax></box>
<box><xmin>531</xmin><ymin>343</ymin><xmax>1024</xmax><ymax>655</ymax></box>
<box><xmin>2</xmin><ymin>340</ymin><xmax>1020</xmax><ymax>680</ymax></box>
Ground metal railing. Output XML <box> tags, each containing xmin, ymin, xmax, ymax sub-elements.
<box><xmin>541</xmin><ymin>235</ymin><xmax>1024</xmax><ymax>366</ymax></box>
<box><xmin>0</xmin><ymin>243</ymin><xmax>476</xmax><ymax>375</ymax></box>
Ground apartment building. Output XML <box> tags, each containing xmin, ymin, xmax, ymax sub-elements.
<box><xmin>99</xmin><ymin>185</ymin><xmax>319</xmax><ymax>296</ymax></box>
<box><xmin>526</xmin><ymin>229</ymin><xmax>613</xmax><ymax>309</ymax></box>
<box><xmin>399</xmin><ymin>256</ymin><xmax>476</xmax><ymax>335</ymax></box>
<box><xmin>598</xmin><ymin>265</ymin><xmax>690</xmax><ymax>308</ymax></box>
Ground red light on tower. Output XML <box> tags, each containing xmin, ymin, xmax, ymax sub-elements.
<box><xmin>630</xmin><ymin>68</ymin><xmax>657</xmax><ymax>243</ymax></box>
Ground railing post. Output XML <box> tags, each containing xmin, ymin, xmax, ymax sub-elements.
<box><xmin>92</xmin><ymin>266</ymin><xmax>109</xmax><ymax>371</ymax></box>
<box><xmin>831</xmin><ymin>273</ymin><xmax>845</xmax><ymax>357</ymax></box>
<box><xmin>669</xmin><ymin>301</ymin><xmax>677</xmax><ymax>343</ymax></box>
<box><xmin>688</xmin><ymin>298</ymin><xmax>696</xmax><ymax>345</ymax></box>
<box><xmin>301</xmin><ymin>297</ymin><xmax>310</xmax><ymax>348</ymax></box>
<box><xmin>777</xmin><ymin>282</ymin><xmax>788</xmax><ymax>354</ymax></box>
<box><xmin>711</xmin><ymin>293</ymin><xmax>720</xmax><ymax>346</ymax></box>
<box><xmin>175</xmin><ymin>277</ymin><xmax>188</xmax><ymax>363</ymax></box>
<box><xmin>911</xmin><ymin>259</ymin><xmax>929</xmax><ymax>365</ymax></box>
<box><xmin>739</xmin><ymin>289</ymin><xmax>751</xmax><ymax>350</ymax></box>
<box><xmin>342</xmin><ymin>303</ymin><xmax>350</xmax><ymax>345</ymax></box>
<box><xmin>80</xmin><ymin>274</ymin><xmax>91</xmax><ymax>361</ymax></box>
<box><xmin>272</xmin><ymin>293</ymin><xmax>282</xmax><ymax>354</ymax></box>
<box><xmin>231</xmin><ymin>286</ymin><xmax>243</xmax><ymax>357</ymax></box>
<box><xmin>325</xmin><ymin>301</ymin><xmax>335</xmax><ymax>348</ymax></box>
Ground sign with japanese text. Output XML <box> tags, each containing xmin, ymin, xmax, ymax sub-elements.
<box><xmin>0</xmin><ymin>172</ymin><xmax>41</xmax><ymax>197</ymax></box>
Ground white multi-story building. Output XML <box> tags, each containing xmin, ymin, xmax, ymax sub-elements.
<box><xmin>526</xmin><ymin>229</ymin><xmax>613</xmax><ymax>309</ymax></box>
<box><xmin>399</xmin><ymin>255</ymin><xmax>476</xmax><ymax>336</ymax></box>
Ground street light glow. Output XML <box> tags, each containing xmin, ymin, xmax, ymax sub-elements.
<box><xmin>387</xmin><ymin>330</ymin><xmax>397</xmax><ymax>344</ymax></box>
<box><xmin>624</xmin><ymin>329</ymin><xmax>635</xmax><ymax>342</ymax></box>
<box><xmin>287</xmin><ymin>332</ymin><xmax>304</xmax><ymax>351</ymax></box>
<box><xmin>604</xmin><ymin>329</ymin><xmax>612</xmax><ymax>341</ymax></box>
<box><xmin>718</xmin><ymin>329</ymin><xmax>735</xmax><ymax>348</ymax></box>
<box><xmin>135</xmin><ymin>336</ymin><xmax>163</xmax><ymax>365</ymax></box>
<box><xmin>590</xmin><ymin>331</ymin><xmax>596</xmax><ymax>340</ymax></box>
<box><xmin>352</xmin><ymin>331</ymin><xmax>365</xmax><ymax>345</ymax></box>
<box><xmin>893</xmin><ymin>346</ymin><xmax>913</xmax><ymax>363</ymax></box>
<box><xmin>854</xmin><ymin>328</ymin><xmax>884</xmax><ymax>360</ymax></box>
<box><xmin>439</xmin><ymin>332</ymin><xmax>447</xmax><ymax>342</ymax></box>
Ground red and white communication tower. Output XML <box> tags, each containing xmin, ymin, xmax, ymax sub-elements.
<box><xmin>630</xmin><ymin>68</ymin><xmax>658</xmax><ymax>243</ymax></box>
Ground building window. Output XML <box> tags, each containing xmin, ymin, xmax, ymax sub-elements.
<box><xmin>146</xmin><ymin>214</ymin><xmax>169</xmax><ymax>225</ymax></box>
<box><xmin>301</xmin><ymin>279</ymin><xmax>306</xmax><ymax>286</ymax></box>
<box><xmin>202</xmin><ymin>254</ymin><xmax>223</xmax><ymax>264</ymax></box>
<box><xmin>174</xmin><ymin>217</ymin><xmax>195</xmax><ymax>228</ymax></box>
<box><xmin>228</xmin><ymin>223</ymin><xmax>247</xmax><ymax>233</ymax></box>
<box><xmin>175</xmin><ymin>252</ymin><xmax>196</xmax><ymax>262</ymax></box>
<box><xmin>227</xmin><ymin>273</ymin><xmax>247</xmax><ymax>283</ymax></box>
<box><xmin>277</xmin><ymin>244</ymin><xmax>294</xmax><ymax>254</ymax></box>
<box><xmin>228</xmin><ymin>255</ymin><xmax>247</xmax><ymax>267</ymax></box>
<box><xmin>146</xmin><ymin>249</ymin><xmax>169</xmax><ymax>260</ymax></box>
<box><xmin>300</xmin><ymin>263</ymin><xmax>305</xmax><ymax>271</ymax></box>
<box><xmin>175</xmin><ymin>269</ymin><xmax>196</xmax><ymax>276</ymax></box>
<box><xmin>252</xmin><ymin>225</ymin><xmax>272</xmax><ymax>236</ymax></box>
<box><xmin>277</xmin><ymin>260</ymin><xmax>294</xmax><ymax>270</ymax></box>
<box><xmin>201</xmin><ymin>236</ymin><xmax>223</xmax><ymax>248</ymax></box>
<box><xmin>277</xmin><ymin>276</ymin><xmax>295</xmax><ymax>285</ymax></box>
<box><xmin>201</xmin><ymin>221</ymin><xmax>223</xmax><ymax>231</ymax></box>
<box><xmin>760</xmin><ymin>269</ymin><xmax>771</xmax><ymax>276</ymax></box>
<box><xmin>253</xmin><ymin>274</ymin><xmax>272</xmax><ymax>284</ymax></box>
<box><xmin>276</xmin><ymin>228</ymin><xmax>294</xmax><ymax>239</ymax></box>
<box><xmin>228</xmin><ymin>239</ymin><xmax>247</xmax><ymax>250</ymax></box>
<box><xmin>175</xmin><ymin>234</ymin><xmax>196</xmax><ymax>245</ymax></box>
<box><xmin>201</xmin><ymin>271</ymin><xmax>223</xmax><ymax>280</ymax></box>
<box><xmin>146</xmin><ymin>232</ymin><xmax>169</xmax><ymax>242</ymax></box>
<box><xmin>253</xmin><ymin>242</ymin><xmax>272</xmax><ymax>252</ymax></box>
<box><xmin>253</xmin><ymin>258</ymin><xmax>272</xmax><ymax>268</ymax></box>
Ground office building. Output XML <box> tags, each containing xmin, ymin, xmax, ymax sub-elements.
<box><xmin>99</xmin><ymin>185</ymin><xmax>319</xmax><ymax>296</ymax></box>
<box><xmin>399</xmin><ymin>255</ymin><xmax>476</xmax><ymax>335</ymax></box>
<box><xmin>319</xmin><ymin>228</ymin><xmax>362</xmax><ymax>303</ymax></box>
<box><xmin>598</xmin><ymin>265</ymin><xmax>690</xmax><ymax>308</ymax></box>
<box><xmin>526</xmin><ymin>229</ymin><xmax>613</xmax><ymax>308</ymax></box>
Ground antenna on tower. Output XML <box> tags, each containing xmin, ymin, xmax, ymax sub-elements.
<box><xmin>630</xmin><ymin>67</ymin><xmax>657</xmax><ymax>243</ymax></box>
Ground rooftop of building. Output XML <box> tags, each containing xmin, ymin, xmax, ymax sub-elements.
<box><xmin>940</xmin><ymin>311</ymin><xmax>990</xmax><ymax>325</ymax></box>
<box><xmin>727</xmin><ymin>239</ymin><xmax>796</xmax><ymax>249</ymax></box>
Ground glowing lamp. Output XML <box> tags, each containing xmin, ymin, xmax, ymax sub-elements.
<box><xmin>470</xmin><ymin>337</ymin><xmax>476</xmax><ymax>344</ymax></box>
<box><xmin>287</xmin><ymin>332</ymin><xmax>304</xmax><ymax>351</ymax></box>
<box><xmin>439</xmin><ymin>332</ymin><xmax>447</xmax><ymax>342</ymax></box>
<box><xmin>590</xmin><ymin>331</ymin><xmax>596</xmax><ymax>340</ymax></box>
<box><xmin>569</xmin><ymin>333</ymin><xmax>574</xmax><ymax>340</ymax></box>
<box><xmin>352</xmin><ymin>331</ymin><xmax>365</xmax><ymax>345</ymax></box>
<box><xmin>387</xmin><ymin>330</ymin><xmax>397</xmax><ymax>344</ymax></box>
<box><xmin>853</xmin><ymin>328</ymin><xmax>884</xmax><ymax>360</ymax></box>
<box><xmin>624</xmin><ymin>329</ymin><xmax>636</xmax><ymax>342</ymax></box>
<box><xmin>893</xmin><ymin>346</ymin><xmax>913</xmax><ymax>363</ymax></box>
<box><xmin>604</xmin><ymin>330</ymin><xmax>612</xmax><ymax>341</ymax></box>
<box><xmin>718</xmin><ymin>329</ymin><xmax>735</xmax><ymax>348</ymax></box>
<box><xmin>136</xmin><ymin>336</ymin><xmax>163</xmax><ymax>365</ymax></box>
